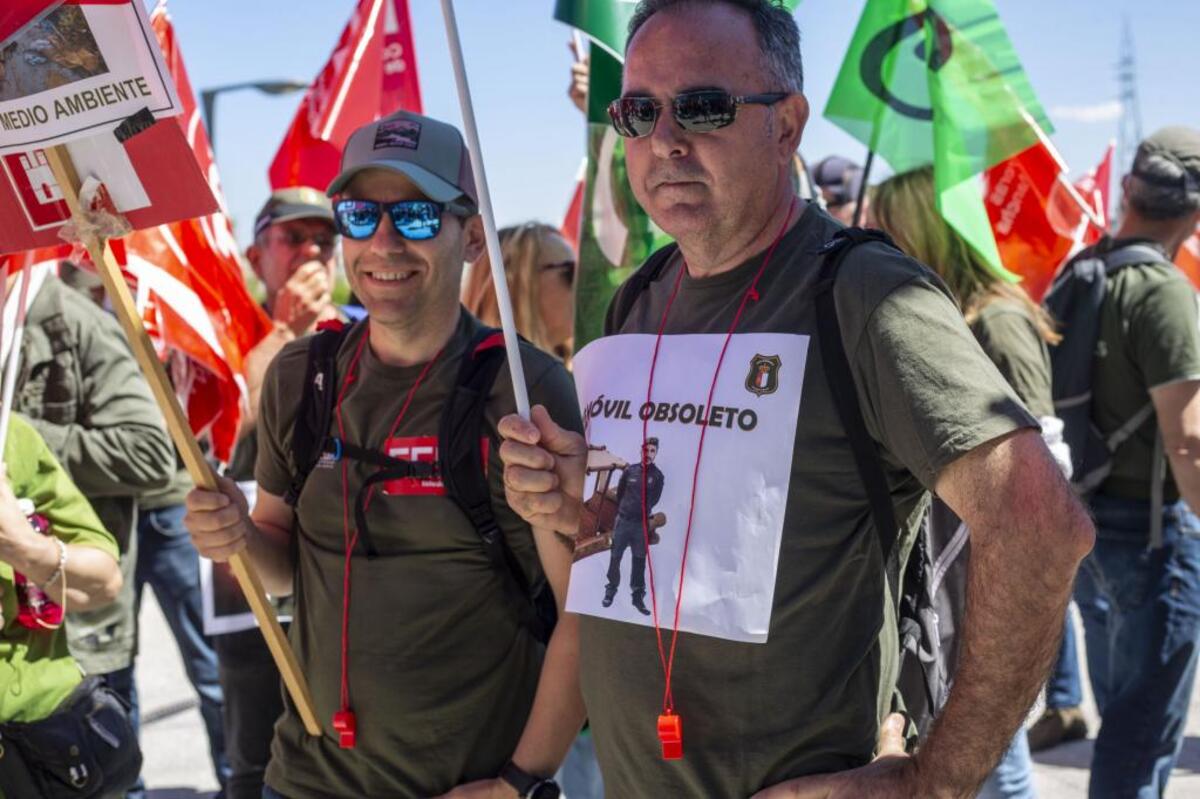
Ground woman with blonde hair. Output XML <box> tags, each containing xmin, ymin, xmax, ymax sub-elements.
<box><xmin>873</xmin><ymin>166</ymin><xmax>1067</xmax><ymax>799</ymax></box>
<box><xmin>462</xmin><ymin>223</ymin><xmax>576</xmax><ymax>362</ymax></box>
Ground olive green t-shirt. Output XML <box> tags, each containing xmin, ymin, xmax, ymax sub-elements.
<box><xmin>582</xmin><ymin>204</ymin><xmax>1036</xmax><ymax>797</ymax></box>
<box><xmin>1</xmin><ymin>415</ymin><xmax>117</xmax><ymax>724</ymax></box>
<box><xmin>1093</xmin><ymin>245</ymin><xmax>1200</xmax><ymax>501</ymax></box>
<box><xmin>969</xmin><ymin>298</ymin><xmax>1054</xmax><ymax>417</ymax></box>
<box><xmin>255</xmin><ymin>310</ymin><xmax>582</xmax><ymax>799</ymax></box>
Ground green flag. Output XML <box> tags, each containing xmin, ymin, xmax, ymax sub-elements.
<box><xmin>556</xmin><ymin>0</ymin><xmax>801</xmax><ymax>349</ymax></box>
<box><xmin>824</xmin><ymin>0</ymin><xmax>1052</xmax><ymax>277</ymax></box>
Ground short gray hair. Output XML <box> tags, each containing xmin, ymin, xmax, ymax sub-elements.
<box><xmin>1128</xmin><ymin>152</ymin><xmax>1200</xmax><ymax>221</ymax></box>
<box><xmin>627</xmin><ymin>0</ymin><xmax>803</xmax><ymax>93</ymax></box>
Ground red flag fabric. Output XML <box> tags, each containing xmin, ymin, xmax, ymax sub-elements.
<box><xmin>1176</xmin><ymin>226</ymin><xmax>1200</xmax><ymax>291</ymax></box>
<box><xmin>110</xmin><ymin>1</ymin><xmax>272</xmax><ymax>462</ymax></box>
<box><xmin>1</xmin><ymin>1</ymin><xmax>132</xmax><ymax>43</ymax></box>
<box><xmin>1073</xmin><ymin>143</ymin><xmax>1114</xmax><ymax>248</ymax></box>
<box><xmin>1</xmin><ymin>245</ymin><xmax>72</xmax><ymax>275</ymax></box>
<box><xmin>561</xmin><ymin>165</ymin><xmax>586</xmax><ymax>255</ymax></box>
<box><xmin>268</xmin><ymin>0</ymin><xmax>422</xmax><ymax>192</ymax></box>
<box><xmin>984</xmin><ymin>141</ymin><xmax>1110</xmax><ymax>302</ymax></box>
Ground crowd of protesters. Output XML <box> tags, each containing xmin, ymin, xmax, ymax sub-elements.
<box><xmin>2</xmin><ymin>1</ymin><xmax>1200</xmax><ymax>799</ymax></box>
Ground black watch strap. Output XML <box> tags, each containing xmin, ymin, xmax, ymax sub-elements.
<box><xmin>499</xmin><ymin>761</ymin><xmax>560</xmax><ymax>799</ymax></box>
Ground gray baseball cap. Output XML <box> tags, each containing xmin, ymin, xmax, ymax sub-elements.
<box><xmin>326</xmin><ymin>110</ymin><xmax>479</xmax><ymax>214</ymax></box>
<box><xmin>1134</xmin><ymin>127</ymin><xmax>1200</xmax><ymax>195</ymax></box>
<box><xmin>254</xmin><ymin>187</ymin><xmax>334</xmax><ymax>236</ymax></box>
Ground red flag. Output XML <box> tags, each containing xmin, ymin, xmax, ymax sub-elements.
<box><xmin>269</xmin><ymin>0</ymin><xmax>422</xmax><ymax>191</ymax></box>
<box><xmin>561</xmin><ymin>160</ymin><xmax>586</xmax><ymax>255</ymax></box>
<box><xmin>985</xmin><ymin>141</ymin><xmax>1110</xmax><ymax>302</ymax></box>
<box><xmin>1073</xmin><ymin>143</ymin><xmax>1114</xmax><ymax>248</ymax></box>
<box><xmin>1176</xmin><ymin>226</ymin><xmax>1200</xmax><ymax>291</ymax></box>
<box><xmin>108</xmin><ymin>1</ymin><xmax>272</xmax><ymax>462</ymax></box>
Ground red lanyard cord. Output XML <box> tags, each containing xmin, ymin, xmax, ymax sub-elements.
<box><xmin>641</xmin><ymin>199</ymin><xmax>796</xmax><ymax>728</ymax></box>
<box><xmin>331</xmin><ymin>328</ymin><xmax>444</xmax><ymax>743</ymax></box>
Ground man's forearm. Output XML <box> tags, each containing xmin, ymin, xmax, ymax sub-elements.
<box><xmin>915</xmin><ymin>504</ymin><xmax>1093</xmax><ymax>797</ymax></box>
<box><xmin>244</xmin><ymin>517</ymin><xmax>297</xmax><ymax>596</ymax></box>
<box><xmin>1167</xmin><ymin>452</ymin><xmax>1200</xmax><ymax>517</ymax></box>
<box><xmin>509</xmin><ymin>612</ymin><xmax>587</xmax><ymax>778</ymax></box>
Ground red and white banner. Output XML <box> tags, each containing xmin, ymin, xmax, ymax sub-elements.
<box><xmin>113</xmin><ymin>1</ymin><xmax>272</xmax><ymax>463</ymax></box>
<box><xmin>984</xmin><ymin>140</ymin><xmax>1111</xmax><ymax>302</ymax></box>
<box><xmin>269</xmin><ymin>0</ymin><xmax>422</xmax><ymax>192</ymax></box>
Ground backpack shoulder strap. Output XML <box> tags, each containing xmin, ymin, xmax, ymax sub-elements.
<box><xmin>439</xmin><ymin>328</ymin><xmax>552</xmax><ymax>637</ymax></box>
<box><xmin>605</xmin><ymin>243</ymin><xmax>680</xmax><ymax>335</ymax></box>
<box><xmin>284</xmin><ymin>320</ymin><xmax>354</xmax><ymax>506</ymax></box>
<box><xmin>813</xmin><ymin>227</ymin><xmax>904</xmax><ymax>606</ymax></box>
<box><xmin>439</xmin><ymin>327</ymin><xmax>509</xmax><ymax>548</ymax></box>
<box><xmin>1101</xmin><ymin>242</ymin><xmax>1172</xmax><ymax>272</ymax></box>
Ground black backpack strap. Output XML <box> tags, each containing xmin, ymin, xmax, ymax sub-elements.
<box><xmin>284</xmin><ymin>321</ymin><xmax>356</xmax><ymax>506</ymax></box>
<box><xmin>438</xmin><ymin>328</ymin><xmax>553</xmax><ymax>636</ymax></box>
<box><xmin>1100</xmin><ymin>242</ymin><xmax>1173</xmax><ymax>272</ymax></box>
<box><xmin>352</xmin><ymin>455</ymin><xmax>437</xmax><ymax>559</ymax></box>
<box><xmin>813</xmin><ymin>227</ymin><xmax>903</xmax><ymax>607</ymax></box>
<box><xmin>605</xmin><ymin>243</ymin><xmax>680</xmax><ymax>335</ymax></box>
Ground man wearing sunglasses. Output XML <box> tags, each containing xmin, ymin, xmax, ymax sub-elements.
<box><xmin>185</xmin><ymin>109</ymin><xmax>584</xmax><ymax>799</ymax></box>
<box><xmin>498</xmin><ymin>1</ymin><xmax>1094</xmax><ymax>798</ymax></box>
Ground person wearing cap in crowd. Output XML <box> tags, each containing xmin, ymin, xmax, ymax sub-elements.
<box><xmin>57</xmin><ymin>262</ymin><xmax>232</xmax><ymax>799</ymax></box>
<box><xmin>497</xmin><ymin>2</ymin><xmax>1094</xmax><ymax>797</ymax></box>
<box><xmin>811</xmin><ymin>154</ymin><xmax>866</xmax><ymax>226</ymax></box>
<box><xmin>211</xmin><ymin>187</ymin><xmax>340</xmax><ymax>799</ymax></box>
<box><xmin>1055</xmin><ymin>126</ymin><xmax>1200</xmax><ymax>799</ymax></box>
<box><xmin>186</xmin><ymin>110</ymin><xmax>586</xmax><ymax>799</ymax></box>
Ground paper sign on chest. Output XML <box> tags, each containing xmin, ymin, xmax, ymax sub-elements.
<box><xmin>567</xmin><ymin>331</ymin><xmax>808</xmax><ymax>644</ymax></box>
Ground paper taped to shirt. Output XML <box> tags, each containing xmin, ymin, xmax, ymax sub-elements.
<box><xmin>567</xmin><ymin>332</ymin><xmax>807</xmax><ymax>643</ymax></box>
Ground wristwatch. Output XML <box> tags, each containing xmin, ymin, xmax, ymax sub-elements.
<box><xmin>499</xmin><ymin>761</ymin><xmax>561</xmax><ymax>799</ymax></box>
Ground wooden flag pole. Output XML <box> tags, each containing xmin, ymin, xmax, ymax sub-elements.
<box><xmin>43</xmin><ymin>145</ymin><xmax>322</xmax><ymax>737</ymax></box>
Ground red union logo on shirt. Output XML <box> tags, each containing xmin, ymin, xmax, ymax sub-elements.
<box><xmin>382</xmin><ymin>436</ymin><xmax>489</xmax><ymax>496</ymax></box>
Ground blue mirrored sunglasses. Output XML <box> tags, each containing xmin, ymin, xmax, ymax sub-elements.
<box><xmin>332</xmin><ymin>199</ymin><xmax>446</xmax><ymax>241</ymax></box>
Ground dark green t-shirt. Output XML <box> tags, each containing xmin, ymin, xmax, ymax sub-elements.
<box><xmin>581</xmin><ymin>204</ymin><xmax>1035</xmax><ymax>797</ymax></box>
<box><xmin>255</xmin><ymin>311</ymin><xmax>582</xmax><ymax>799</ymax></box>
<box><xmin>969</xmin><ymin>298</ymin><xmax>1054</xmax><ymax>417</ymax></box>
<box><xmin>1093</xmin><ymin>248</ymin><xmax>1200</xmax><ymax>501</ymax></box>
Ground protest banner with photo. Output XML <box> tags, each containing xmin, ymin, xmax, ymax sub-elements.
<box><xmin>270</xmin><ymin>0</ymin><xmax>422</xmax><ymax>191</ymax></box>
<box><xmin>825</xmin><ymin>0</ymin><xmax>1053</xmax><ymax>280</ymax></box>
<box><xmin>0</xmin><ymin>0</ymin><xmax>182</xmax><ymax>155</ymax></box>
<box><xmin>0</xmin><ymin>0</ymin><xmax>320</xmax><ymax>734</ymax></box>
<box><xmin>566</xmin><ymin>332</ymin><xmax>807</xmax><ymax>643</ymax></box>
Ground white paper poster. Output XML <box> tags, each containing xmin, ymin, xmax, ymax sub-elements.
<box><xmin>0</xmin><ymin>1</ymin><xmax>182</xmax><ymax>154</ymax></box>
<box><xmin>567</xmin><ymin>332</ymin><xmax>808</xmax><ymax>644</ymax></box>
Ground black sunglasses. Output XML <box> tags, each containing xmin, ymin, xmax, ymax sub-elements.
<box><xmin>608</xmin><ymin>89</ymin><xmax>788</xmax><ymax>138</ymax></box>
<box><xmin>333</xmin><ymin>199</ymin><xmax>454</xmax><ymax>241</ymax></box>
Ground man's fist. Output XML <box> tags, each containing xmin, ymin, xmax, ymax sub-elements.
<box><xmin>185</xmin><ymin>475</ymin><xmax>253</xmax><ymax>562</ymax></box>
<box><xmin>498</xmin><ymin>405</ymin><xmax>588</xmax><ymax>537</ymax></box>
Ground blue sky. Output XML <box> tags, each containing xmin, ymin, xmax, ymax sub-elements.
<box><xmin>152</xmin><ymin>0</ymin><xmax>1200</xmax><ymax>248</ymax></box>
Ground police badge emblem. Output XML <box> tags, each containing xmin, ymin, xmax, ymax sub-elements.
<box><xmin>745</xmin><ymin>354</ymin><xmax>781</xmax><ymax>397</ymax></box>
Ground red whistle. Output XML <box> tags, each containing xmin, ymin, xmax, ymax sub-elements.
<box><xmin>657</xmin><ymin>713</ymin><xmax>683</xmax><ymax>760</ymax></box>
<box><xmin>332</xmin><ymin>710</ymin><xmax>357</xmax><ymax>749</ymax></box>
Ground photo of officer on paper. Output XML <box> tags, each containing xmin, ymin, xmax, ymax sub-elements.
<box><xmin>574</xmin><ymin>439</ymin><xmax>668</xmax><ymax>616</ymax></box>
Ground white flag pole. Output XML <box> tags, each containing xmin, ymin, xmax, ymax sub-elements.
<box><xmin>0</xmin><ymin>260</ymin><xmax>35</xmax><ymax>457</ymax></box>
<box><xmin>439</xmin><ymin>0</ymin><xmax>530</xmax><ymax>418</ymax></box>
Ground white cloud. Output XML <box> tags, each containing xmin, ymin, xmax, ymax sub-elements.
<box><xmin>1051</xmin><ymin>101</ymin><xmax>1123</xmax><ymax>124</ymax></box>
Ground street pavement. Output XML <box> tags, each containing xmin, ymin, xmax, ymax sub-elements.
<box><xmin>133</xmin><ymin>596</ymin><xmax>1200</xmax><ymax>798</ymax></box>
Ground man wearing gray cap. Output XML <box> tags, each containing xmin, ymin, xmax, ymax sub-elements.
<box><xmin>185</xmin><ymin>110</ymin><xmax>585</xmax><ymax>799</ymax></box>
<box><xmin>1063</xmin><ymin>126</ymin><xmax>1200</xmax><ymax>798</ymax></box>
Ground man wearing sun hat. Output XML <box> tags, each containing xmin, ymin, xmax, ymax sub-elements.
<box><xmin>185</xmin><ymin>109</ymin><xmax>585</xmax><ymax>799</ymax></box>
